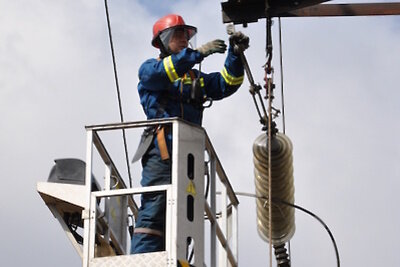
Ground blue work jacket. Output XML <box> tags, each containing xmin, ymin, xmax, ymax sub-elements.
<box><xmin>138</xmin><ymin>46</ymin><xmax>244</xmax><ymax>154</ymax></box>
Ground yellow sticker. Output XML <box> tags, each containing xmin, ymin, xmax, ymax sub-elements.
<box><xmin>186</xmin><ymin>181</ymin><xmax>196</xmax><ymax>196</ymax></box>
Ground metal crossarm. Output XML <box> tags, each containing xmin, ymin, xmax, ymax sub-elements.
<box><xmin>221</xmin><ymin>0</ymin><xmax>400</xmax><ymax>24</ymax></box>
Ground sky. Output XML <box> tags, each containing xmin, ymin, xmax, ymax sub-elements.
<box><xmin>1</xmin><ymin>0</ymin><xmax>399</xmax><ymax>266</ymax></box>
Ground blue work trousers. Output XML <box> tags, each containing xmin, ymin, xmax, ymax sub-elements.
<box><xmin>131</xmin><ymin>145</ymin><xmax>171</xmax><ymax>253</ymax></box>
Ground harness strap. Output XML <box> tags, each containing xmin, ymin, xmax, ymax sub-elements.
<box><xmin>188</xmin><ymin>69</ymin><xmax>196</xmax><ymax>80</ymax></box>
<box><xmin>177</xmin><ymin>260</ymin><xmax>190</xmax><ymax>267</ymax></box>
<box><xmin>133</xmin><ymin>227</ymin><xmax>164</xmax><ymax>237</ymax></box>
<box><xmin>157</xmin><ymin>126</ymin><xmax>170</xmax><ymax>161</ymax></box>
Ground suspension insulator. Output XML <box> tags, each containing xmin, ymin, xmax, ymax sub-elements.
<box><xmin>253</xmin><ymin>132</ymin><xmax>295</xmax><ymax>246</ymax></box>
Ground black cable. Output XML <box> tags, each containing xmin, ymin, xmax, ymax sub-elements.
<box><xmin>278</xmin><ymin>17</ymin><xmax>286</xmax><ymax>135</ymax></box>
<box><xmin>204</xmin><ymin>162</ymin><xmax>210</xmax><ymax>200</ymax></box>
<box><xmin>188</xmin><ymin>240</ymin><xmax>194</xmax><ymax>263</ymax></box>
<box><xmin>104</xmin><ymin>0</ymin><xmax>132</xmax><ymax>188</ymax></box>
<box><xmin>276</xmin><ymin>198</ymin><xmax>340</xmax><ymax>267</ymax></box>
<box><xmin>235</xmin><ymin>192</ymin><xmax>341</xmax><ymax>267</ymax></box>
<box><xmin>64</xmin><ymin>213</ymin><xmax>83</xmax><ymax>245</ymax></box>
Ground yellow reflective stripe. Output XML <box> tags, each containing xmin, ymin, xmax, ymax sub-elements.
<box><xmin>221</xmin><ymin>67</ymin><xmax>244</xmax><ymax>86</ymax></box>
<box><xmin>182</xmin><ymin>76</ymin><xmax>192</xmax><ymax>84</ymax></box>
<box><xmin>163</xmin><ymin>56</ymin><xmax>179</xmax><ymax>82</ymax></box>
<box><xmin>182</xmin><ymin>76</ymin><xmax>204</xmax><ymax>87</ymax></box>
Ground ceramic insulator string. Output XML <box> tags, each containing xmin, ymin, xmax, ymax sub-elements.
<box><xmin>253</xmin><ymin>132</ymin><xmax>295</xmax><ymax>245</ymax></box>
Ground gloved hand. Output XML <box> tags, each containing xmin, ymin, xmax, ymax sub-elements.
<box><xmin>196</xmin><ymin>39</ymin><xmax>227</xmax><ymax>57</ymax></box>
<box><xmin>229</xmin><ymin>31</ymin><xmax>250</xmax><ymax>55</ymax></box>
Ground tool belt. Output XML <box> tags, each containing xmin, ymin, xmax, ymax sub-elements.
<box><xmin>131</xmin><ymin>125</ymin><xmax>170</xmax><ymax>163</ymax></box>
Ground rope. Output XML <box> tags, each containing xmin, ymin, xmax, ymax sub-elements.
<box><xmin>104</xmin><ymin>0</ymin><xmax>133</xmax><ymax>188</ymax></box>
<box><xmin>278</xmin><ymin>17</ymin><xmax>292</xmax><ymax>264</ymax></box>
<box><xmin>234</xmin><ymin>192</ymin><xmax>341</xmax><ymax>267</ymax></box>
<box><xmin>266</xmin><ymin>16</ymin><xmax>273</xmax><ymax>267</ymax></box>
<box><xmin>267</xmin><ymin>75</ymin><xmax>273</xmax><ymax>267</ymax></box>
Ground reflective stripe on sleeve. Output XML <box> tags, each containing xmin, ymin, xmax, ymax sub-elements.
<box><xmin>163</xmin><ymin>56</ymin><xmax>179</xmax><ymax>82</ymax></box>
<box><xmin>221</xmin><ymin>67</ymin><xmax>244</xmax><ymax>86</ymax></box>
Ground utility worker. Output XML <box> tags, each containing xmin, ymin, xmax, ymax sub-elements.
<box><xmin>131</xmin><ymin>14</ymin><xmax>249</xmax><ymax>254</ymax></box>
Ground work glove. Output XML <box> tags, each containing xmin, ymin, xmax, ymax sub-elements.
<box><xmin>229</xmin><ymin>31</ymin><xmax>250</xmax><ymax>55</ymax></box>
<box><xmin>196</xmin><ymin>39</ymin><xmax>227</xmax><ymax>57</ymax></box>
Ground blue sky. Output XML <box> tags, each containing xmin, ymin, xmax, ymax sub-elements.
<box><xmin>1</xmin><ymin>0</ymin><xmax>399</xmax><ymax>266</ymax></box>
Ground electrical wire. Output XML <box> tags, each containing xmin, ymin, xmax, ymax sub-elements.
<box><xmin>204</xmin><ymin>164</ymin><xmax>210</xmax><ymax>200</ymax></box>
<box><xmin>104</xmin><ymin>0</ymin><xmax>133</xmax><ymax>188</ymax></box>
<box><xmin>234</xmin><ymin>192</ymin><xmax>341</xmax><ymax>267</ymax></box>
<box><xmin>278</xmin><ymin>17</ymin><xmax>286</xmax><ymax>135</ymax></box>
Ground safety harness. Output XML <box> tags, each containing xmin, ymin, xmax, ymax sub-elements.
<box><xmin>132</xmin><ymin>70</ymin><xmax>205</xmax><ymax>163</ymax></box>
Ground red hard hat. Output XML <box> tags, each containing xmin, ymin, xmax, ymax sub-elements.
<box><xmin>152</xmin><ymin>14</ymin><xmax>197</xmax><ymax>48</ymax></box>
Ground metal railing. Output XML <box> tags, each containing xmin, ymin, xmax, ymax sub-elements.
<box><xmin>82</xmin><ymin>118</ymin><xmax>239</xmax><ymax>267</ymax></box>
